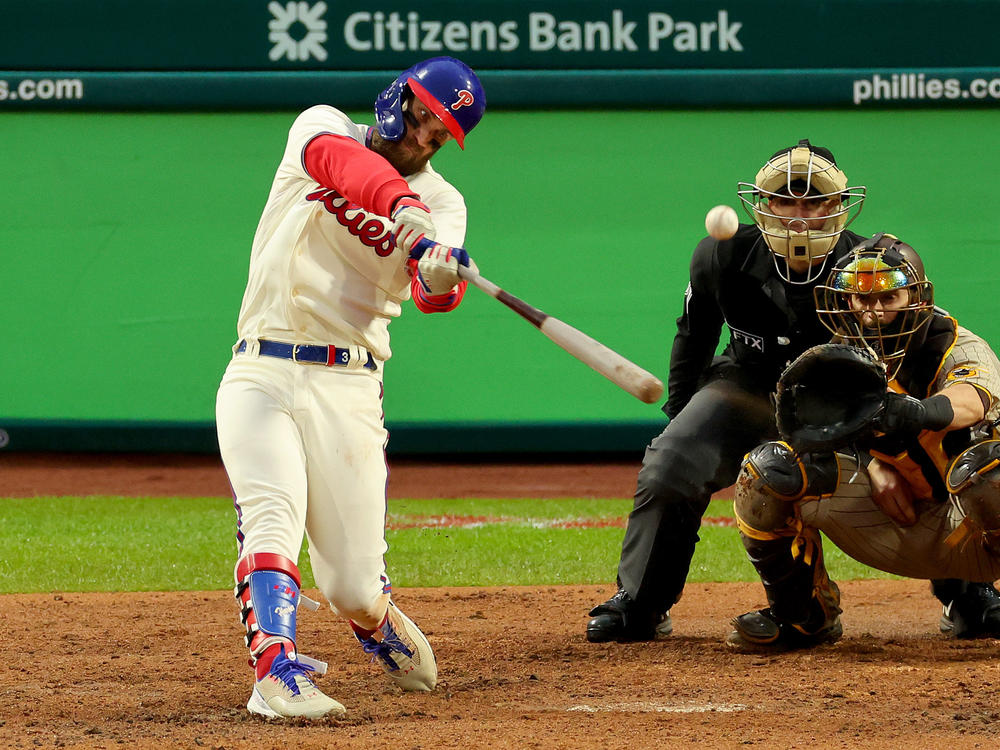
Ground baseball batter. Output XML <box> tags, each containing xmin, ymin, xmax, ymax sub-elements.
<box><xmin>215</xmin><ymin>57</ymin><xmax>485</xmax><ymax>719</ymax></box>
<box><xmin>730</xmin><ymin>234</ymin><xmax>1000</xmax><ymax>649</ymax></box>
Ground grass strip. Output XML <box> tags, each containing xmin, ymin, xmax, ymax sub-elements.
<box><xmin>0</xmin><ymin>496</ymin><xmax>897</xmax><ymax>593</ymax></box>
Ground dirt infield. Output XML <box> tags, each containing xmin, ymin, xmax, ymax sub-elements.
<box><xmin>3</xmin><ymin>454</ymin><xmax>1000</xmax><ymax>749</ymax></box>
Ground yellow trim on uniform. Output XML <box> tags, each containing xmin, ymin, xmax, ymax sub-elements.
<box><xmin>887</xmin><ymin>380</ymin><xmax>906</xmax><ymax>395</ymax></box>
<box><xmin>868</xmin><ymin>444</ymin><xmax>940</xmax><ymax>500</ymax></box>
<box><xmin>945</xmin><ymin>518</ymin><xmax>977</xmax><ymax>549</ymax></box>
<box><xmin>790</xmin><ymin>519</ymin><xmax>821</xmax><ymax>567</ymax></box>
<box><xmin>945</xmin><ymin>440</ymin><xmax>1000</xmax><ymax>492</ymax></box>
<box><xmin>733</xmin><ymin>510</ymin><xmax>785</xmax><ymax>541</ymax></box>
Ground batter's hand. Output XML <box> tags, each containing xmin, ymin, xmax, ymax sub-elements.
<box><xmin>391</xmin><ymin>197</ymin><xmax>436</xmax><ymax>254</ymax></box>
<box><xmin>868</xmin><ymin>457</ymin><xmax>917</xmax><ymax>526</ymax></box>
<box><xmin>417</xmin><ymin>244</ymin><xmax>474</xmax><ymax>295</ymax></box>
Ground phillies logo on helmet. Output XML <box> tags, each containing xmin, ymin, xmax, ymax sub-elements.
<box><xmin>451</xmin><ymin>89</ymin><xmax>475</xmax><ymax>110</ymax></box>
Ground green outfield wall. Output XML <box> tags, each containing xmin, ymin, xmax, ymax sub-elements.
<box><xmin>2</xmin><ymin>108</ymin><xmax>999</xmax><ymax>453</ymax></box>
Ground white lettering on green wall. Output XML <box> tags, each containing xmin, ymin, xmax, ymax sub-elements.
<box><xmin>342</xmin><ymin>10</ymin><xmax>743</xmax><ymax>55</ymax></box>
<box><xmin>648</xmin><ymin>11</ymin><xmax>742</xmax><ymax>52</ymax></box>
<box><xmin>345</xmin><ymin>12</ymin><xmax>519</xmax><ymax>51</ymax></box>
<box><xmin>528</xmin><ymin>11</ymin><xmax>637</xmax><ymax>52</ymax></box>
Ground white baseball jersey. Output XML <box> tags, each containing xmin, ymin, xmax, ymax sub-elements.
<box><xmin>235</xmin><ymin>105</ymin><xmax>467</xmax><ymax>362</ymax></box>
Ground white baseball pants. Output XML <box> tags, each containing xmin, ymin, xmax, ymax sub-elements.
<box><xmin>216</xmin><ymin>352</ymin><xmax>392</xmax><ymax>627</ymax></box>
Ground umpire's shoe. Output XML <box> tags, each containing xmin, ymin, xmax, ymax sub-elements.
<box><xmin>356</xmin><ymin>602</ymin><xmax>437</xmax><ymax>691</ymax></box>
<box><xmin>726</xmin><ymin>608</ymin><xmax>843</xmax><ymax>652</ymax></box>
<box><xmin>247</xmin><ymin>645</ymin><xmax>346</xmax><ymax>719</ymax></box>
<box><xmin>586</xmin><ymin>589</ymin><xmax>673</xmax><ymax>643</ymax></box>
<box><xmin>939</xmin><ymin>582</ymin><xmax>1000</xmax><ymax>639</ymax></box>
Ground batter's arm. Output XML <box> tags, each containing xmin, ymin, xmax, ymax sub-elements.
<box><xmin>405</xmin><ymin>179</ymin><xmax>470</xmax><ymax>313</ymax></box>
<box><xmin>303</xmin><ymin>134</ymin><xmax>418</xmax><ymax>218</ymax></box>
<box><xmin>665</xmin><ymin>239</ymin><xmax>725</xmax><ymax>418</ymax></box>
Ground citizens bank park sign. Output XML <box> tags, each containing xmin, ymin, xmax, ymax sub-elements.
<box><xmin>2</xmin><ymin>1</ymin><xmax>998</xmax><ymax>108</ymax></box>
<box><xmin>273</xmin><ymin>6</ymin><xmax>744</xmax><ymax>60</ymax></box>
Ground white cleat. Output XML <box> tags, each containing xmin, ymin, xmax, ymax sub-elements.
<box><xmin>356</xmin><ymin>601</ymin><xmax>438</xmax><ymax>691</ymax></box>
<box><xmin>246</xmin><ymin>648</ymin><xmax>346</xmax><ymax>719</ymax></box>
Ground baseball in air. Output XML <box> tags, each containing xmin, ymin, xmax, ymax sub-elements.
<box><xmin>705</xmin><ymin>204</ymin><xmax>739</xmax><ymax>240</ymax></box>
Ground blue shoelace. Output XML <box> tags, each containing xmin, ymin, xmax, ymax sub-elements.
<box><xmin>268</xmin><ymin>653</ymin><xmax>317</xmax><ymax>695</ymax></box>
<box><xmin>360</xmin><ymin>624</ymin><xmax>414</xmax><ymax>671</ymax></box>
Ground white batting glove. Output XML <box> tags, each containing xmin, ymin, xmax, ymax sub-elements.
<box><xmin>417</xmin><ymin>244</ymin><xmax>472</xmax><ymax>295</ymax></box>
<box><xmin>391</xmin><ymin>197</ymin><xmax>436</xmax><ymax>254</ymax></box>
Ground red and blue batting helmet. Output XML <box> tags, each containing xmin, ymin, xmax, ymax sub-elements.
<box><xmin>375</xmin><ymin>56</ymin><xmax>485</xmax><ymax>149</ymax></box>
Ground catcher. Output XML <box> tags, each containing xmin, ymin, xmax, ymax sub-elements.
<box><xmin>729</xmin><ymin>233</ymin><xmax>1000</xmax><ymax>650</ymax></box>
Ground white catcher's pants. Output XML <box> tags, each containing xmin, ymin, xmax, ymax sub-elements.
<box><xmin>216</xmin><ymin>352</ymin><xmax>391</xmax><ymax>625</ymax></box>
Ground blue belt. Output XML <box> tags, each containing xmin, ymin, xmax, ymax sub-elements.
<box><xmin>237</xmin><ymin>339</ymin><xmax>377</xmax><ymax>371</ymax></box>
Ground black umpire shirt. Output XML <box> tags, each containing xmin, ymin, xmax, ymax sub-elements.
<box><xmin>665</xmin><ymin>225</ymin><xmax>867</xmax><ymax>419</ymax></box>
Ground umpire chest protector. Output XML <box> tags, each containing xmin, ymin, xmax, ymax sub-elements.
<box><xmin>703</xmin><ymin>230</ymin><xmax>865</xmax><ymax>381</ymax></box>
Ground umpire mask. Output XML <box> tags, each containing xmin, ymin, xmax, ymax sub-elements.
<box><xmin>813</xmin><ymin>233</ymin><xmax>934</xmax><ymax>379</ymax></box>
<box><xmin>738</xmin><ymin>139</ymin><xmax>867</xmax><ymax>284</ymax></box>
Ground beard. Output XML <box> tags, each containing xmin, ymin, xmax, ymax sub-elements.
<box><xmin>370</xmin><ymin>130</ymin><xmax>434</xmax><ymax>176</ymax></box>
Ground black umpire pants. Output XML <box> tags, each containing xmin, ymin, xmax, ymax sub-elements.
<box><xmin>617</xmin><ymin>367</ymin><xmax>777</xmax><ymax>613</ymax></box>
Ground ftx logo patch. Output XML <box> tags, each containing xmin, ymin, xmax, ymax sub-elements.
<box><xmin>730</xmin><ymin>326</ymin><xmax>764</xmax><ymax>351</ymax></box>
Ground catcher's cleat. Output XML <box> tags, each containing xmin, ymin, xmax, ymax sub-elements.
<box><xmin>726</xmin><ymin>608</ymin><xmax>842</xmax><ymax>652</ymax></box>
<box><xmin>586</xmin><ymin>589</ymin><xmax>673</xmax><ymax>643</ymax></box>
<box><xmin>247</xmin><ymin>646</ymin><xmax>346</xmax><ymax>719</ymax></box>
<box><xmin>939</xmin><ymin>582</ymin><xmax>1000</xmax><ymax>639</ymax></box>
<box><xmin>356</xmin><ymin>602</ymin><xmax>437</xmax><ymax>691</ymax></box>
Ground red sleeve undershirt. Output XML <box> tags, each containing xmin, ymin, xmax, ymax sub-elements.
<box><xmin>303</xmin><ymin>133</ymin><xmax>416</xmax><ymax>218</ymax></box>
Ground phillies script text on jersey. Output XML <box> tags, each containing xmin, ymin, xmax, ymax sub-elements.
<box><xmin>306</xmin><ymin>187</ymin><xmax>395</xmax><ymax>257</ymax></box>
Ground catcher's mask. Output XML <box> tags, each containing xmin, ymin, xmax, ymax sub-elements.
<box><xmin>814</xmin><ymin>233</ymin><xmax>934</xmax><ymax>379</ymax></box>
<box><xmin>737</xmin><ymin>139</ymin><xmax>867</xmax><ymax>284</ymax></box>
<box><xmin>375</xmin><ymin>56</ymin><xmax>485</xmax><ymax>150</ymax></box>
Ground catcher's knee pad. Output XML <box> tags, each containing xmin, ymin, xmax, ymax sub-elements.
<box><xmin>234</xmin><ymin>552</ymin><xmax>302</xmax><ymax>659</ymax></box>
<box><xmin>735</xmin><ymin>442</ymin><xmax>840</xmax><ymax>534</ymax></box>
<box><xmin>948</xmin><ymin>440</ymin><xmax>1000</xmax><ymax>537</ymax></box>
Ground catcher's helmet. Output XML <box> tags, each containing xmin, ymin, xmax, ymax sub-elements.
<box><xmin>737</xmin><ymin>139</ymin><xmax>867</xmax><ymax>284</ymax></box>
<box><xmin>814</xmin><ymin>233</ymin><xmax>934</xmax><ymax>379</ymax></box>
<box><xmin>375</xmin><ymin>57</ymin><xmax>485</xmax><ymax>149</ymax></box>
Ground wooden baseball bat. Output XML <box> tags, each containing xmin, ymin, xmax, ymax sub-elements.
<box><xmin>411</xmin><ymin>240</ymin><xmax>664</xmax><ymax>404</ymax></box>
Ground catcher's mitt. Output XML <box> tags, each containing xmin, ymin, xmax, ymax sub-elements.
<box><xmin>775</xmin><ymin>343</ymin><xmax>888</xmax><ymax>452</ymax></box>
